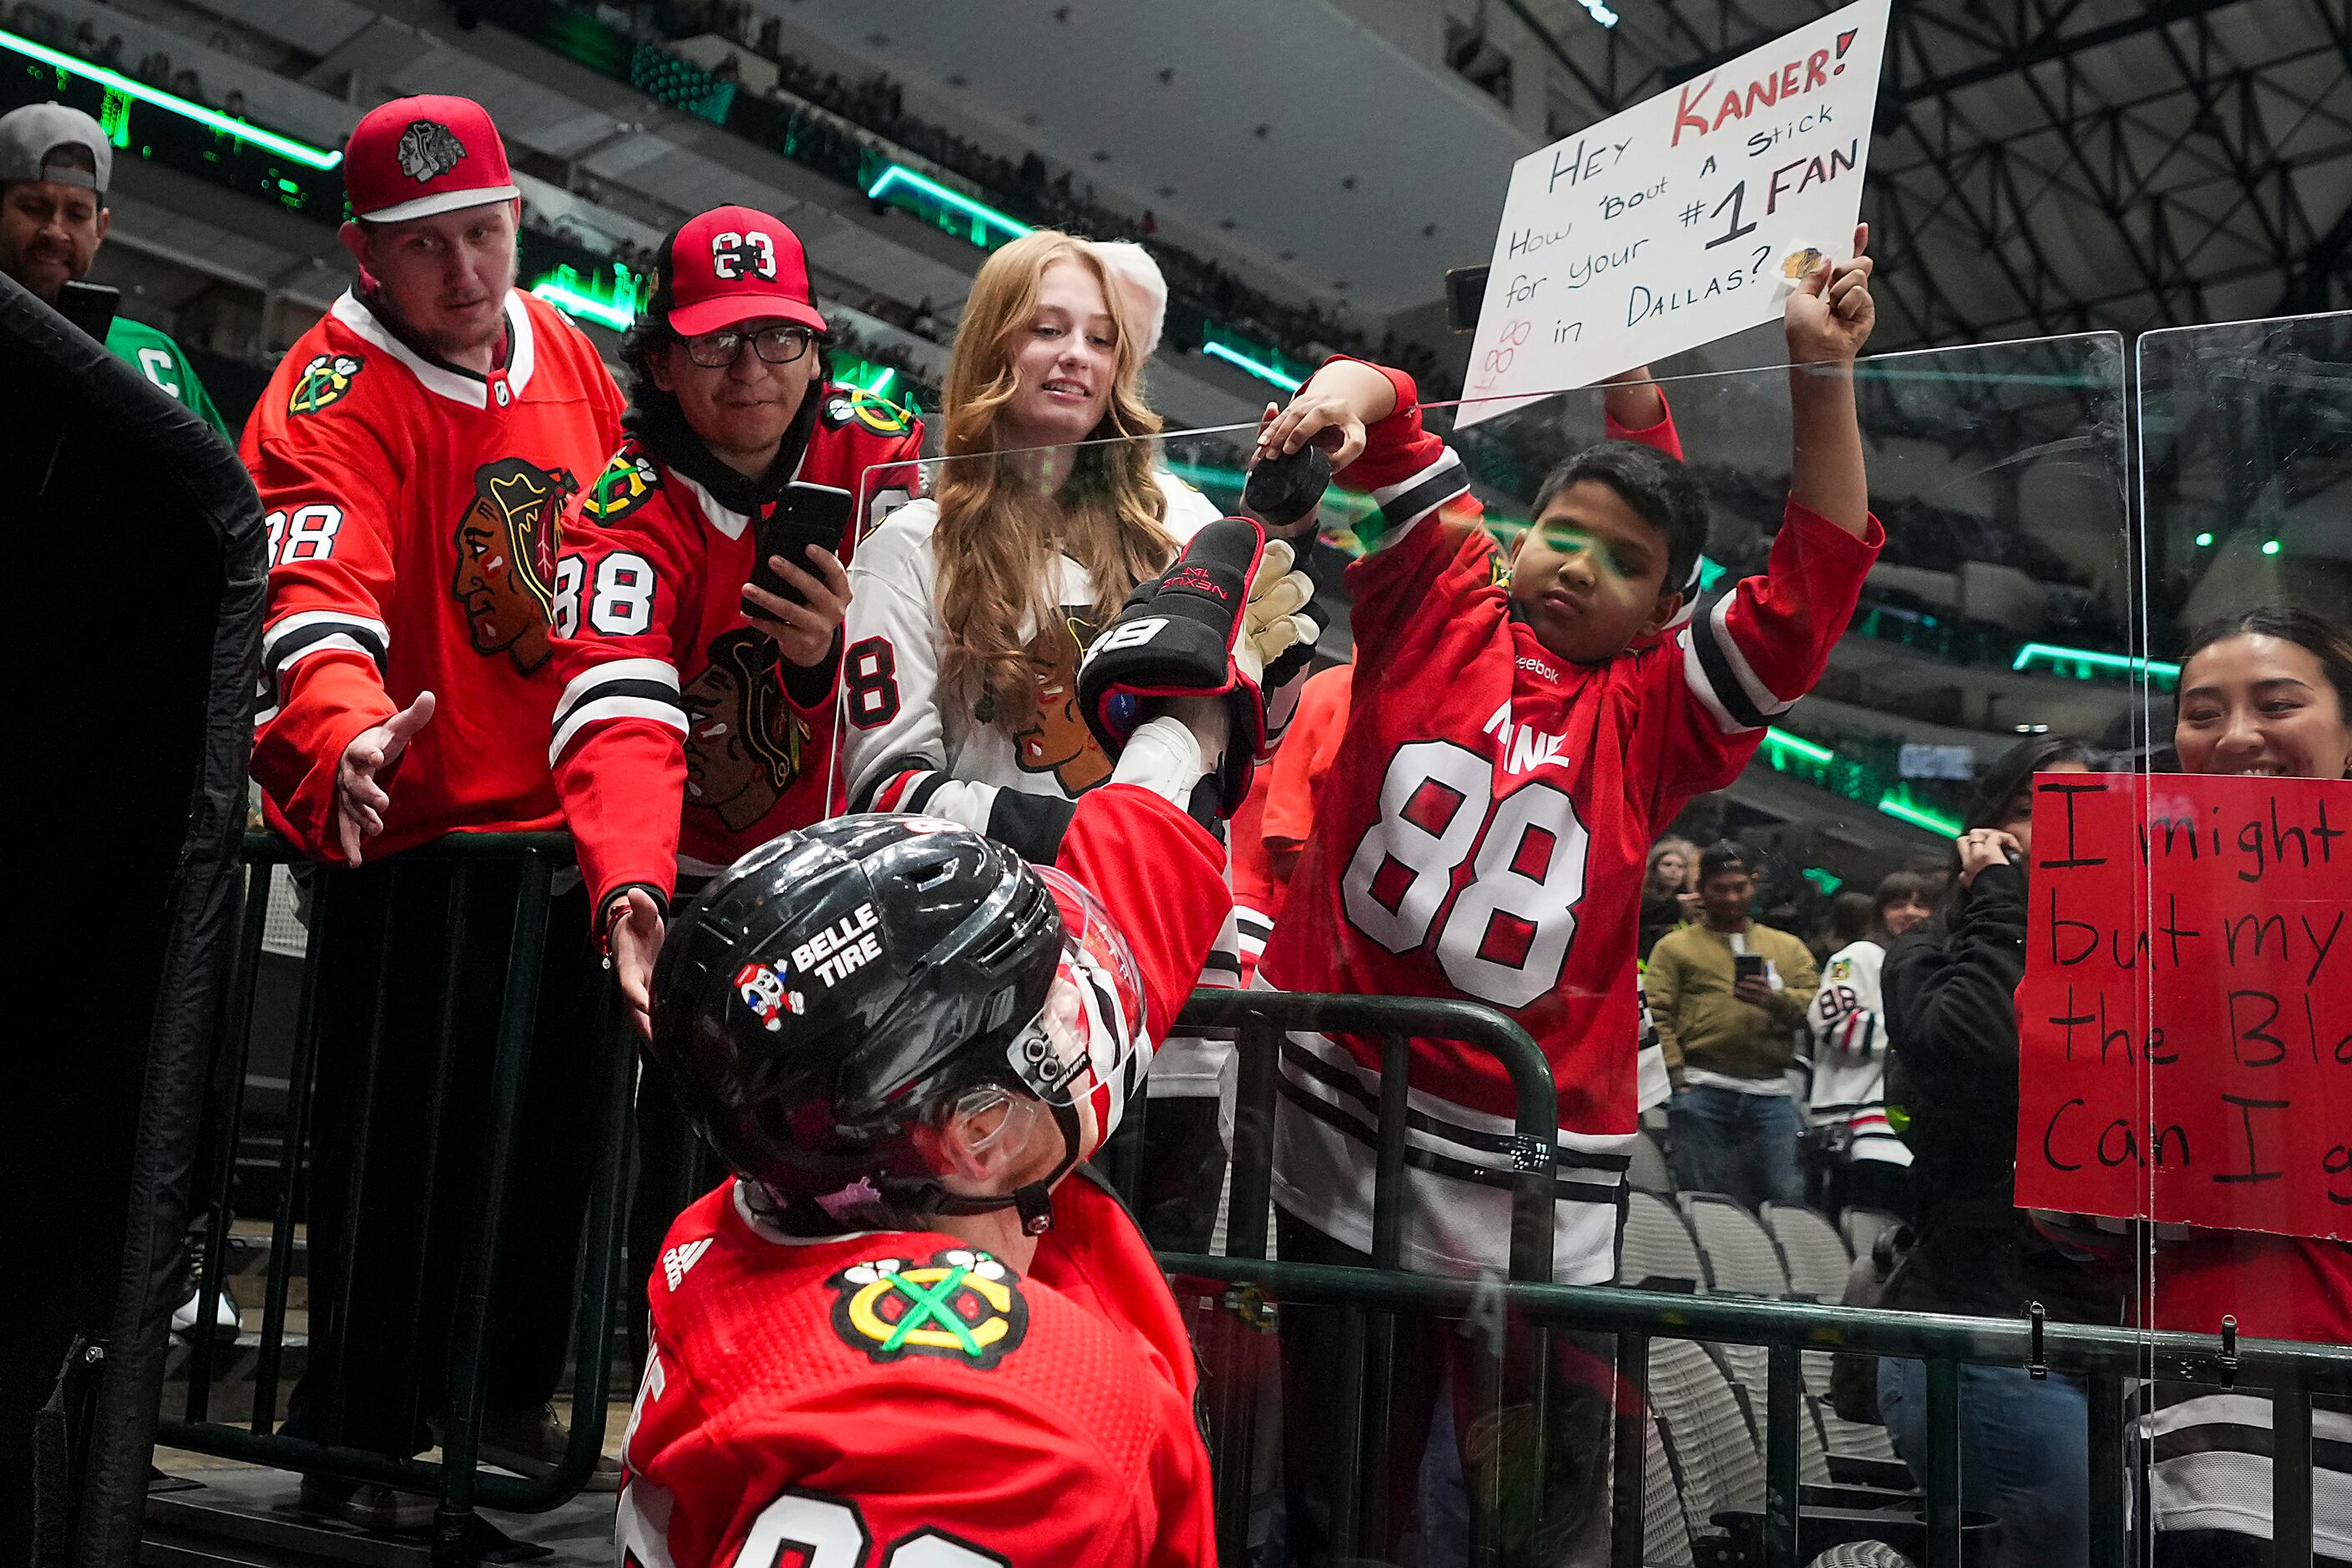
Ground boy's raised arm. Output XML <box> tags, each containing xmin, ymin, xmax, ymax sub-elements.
<box><xmin>1784</xmin><ymin>223</ymin><xmax>1877</xmax><ymax>539</ymax></box>
<box><xmin>1249</xmin><ymin>359</ymin><xmax>1401</xmax><ymax>478</ymax></box>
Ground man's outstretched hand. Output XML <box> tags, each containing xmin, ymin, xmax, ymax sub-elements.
<box><xmin>336</xmin><ymin>690</ymin><xmax>435</xmax><ymax>867</ymax></box>
<box><xmin>609</xmin><ymin>888</ymin><xmax>666</xmax><ymax>1042</ymax></box>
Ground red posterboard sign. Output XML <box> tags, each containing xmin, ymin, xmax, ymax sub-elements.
<box><xmin>2015</xmin><ymin>772</ymin><xmax>2351</xmax><ymax>1239</ymax></box>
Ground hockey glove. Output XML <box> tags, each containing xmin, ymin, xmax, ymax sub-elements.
<box><xmin>1080</xmin><ymin>517</ymin><xmax>1315</xmax><ymax>816</ymax></box>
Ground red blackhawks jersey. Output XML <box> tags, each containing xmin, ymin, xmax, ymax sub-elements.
<box><xmin>245</xmin><ymin>288</ymin><xmax>625</xmax><ymax>862</ymax></box>
<box><xmin>548</xmin><ymin>389</ymin><xmax>922</xmax><ymax>918</ymax></box>
<box><xmin>1261</xmin><ymin>362</ymin><xmax>1881</xmax><ymax>1282</ymax></box>
<box><xmin>618</xmin><ymin>785</ymin><xmax>1231</xmax><ymax>1568</ymax></box>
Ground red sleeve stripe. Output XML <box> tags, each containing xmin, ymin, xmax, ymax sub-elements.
<box><xmin>549</xmin><ymin>656</ymin><xmax>685</xmax><ymax>762</ymax></box>
<box><xmin>1679</xmin><ymin>593</ymin><xmax>1798</xmax><ymax>735</ymax></box>
<box><xmin>1362</xmin><ymin>448</ymin><xmax>1469</xmax><ymax>551</ymax></box>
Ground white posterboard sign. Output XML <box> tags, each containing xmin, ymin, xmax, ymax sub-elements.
<box><xmin>1456</xmin><ymin>0</ymin><xmax>1891</xmax><ymax>427</ymax></box>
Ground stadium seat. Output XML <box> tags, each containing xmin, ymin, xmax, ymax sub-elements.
<box><xmin>1762</xmin><ymin>1201</ymin><xmax>1853</xmax><ymax>1299</ymax></box>
<box><xmin>1639</xmin><ymin>1401</ymin><xmax>1698</xmax><ymax>1568</ymax></box>
<box><xmin>1628</xmin><ymin>1128</ymin><xmax>1675</xmax><ymax>1194</ymax></box>
<box><xmin>1808</xmin><ymin>1542</ymin><xmax>1918</xmax><ymax>1567</ymax></box>
<box><xmin>1679</xmin><ymin>1193</ymin><xmax>1794</xmax><ymax>1295</ymax></box>
<box><xmin>1647</xmin><ymin>1338</ymin><xmax>1765</xmax><ymax>1540</ymax></box>
<box><xmin>1620</xmin><ymin>1190</ymin><xmax>1706</xmax><ymax>1291</ymax></box>
<box><xmin>1842</xmin><ymin>1207</ymin><xmax>1903</xmax><ymax>1261</ymax></box>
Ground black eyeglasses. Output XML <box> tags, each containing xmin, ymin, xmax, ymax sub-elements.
<box><xmin>683</xmin><ymin>325</ymin><xmax>819</xmax><ymax>368</ymax></box>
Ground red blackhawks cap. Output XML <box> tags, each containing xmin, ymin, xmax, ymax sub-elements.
<box><xmin>343</xmin><ymin>94</ymin><xmax>520</xmax><ymax>223</ymax></box>
<box><xmin>655</xmin><ymin>205</ymin><xmax>827</xmax><ymax>337</ymax></box>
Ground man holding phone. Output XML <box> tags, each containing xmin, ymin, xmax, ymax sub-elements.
<box><xmin>549</xmin><ymin>204</ymin><xmax>922</xmax><ymax>1030</ymax></box>
<box><xmin>0</xmin><ymin>102</ymin><xmax>229</xmax><ymax>437</ymax></box>
<box><xmin>1645</xmin><ymin>840</ymin><xmax>1819</xmax><ymax>1207</ymax></box>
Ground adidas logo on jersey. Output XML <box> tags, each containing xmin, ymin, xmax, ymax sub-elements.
<box><xmin>661</xmin><ymin>1237</ymin><xmax>713</xmax><ymax>1292</ymax></box>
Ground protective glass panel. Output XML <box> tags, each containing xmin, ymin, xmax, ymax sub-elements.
<box><xmin>2132</xmin><ymin>312</ymin><xmax>2352</xmax><ymax>1567</ymax></box>
<box><xmin>854</xmin><ymin>328</ymin><xmax>2132</xmax><ymax>1565</ymax></box>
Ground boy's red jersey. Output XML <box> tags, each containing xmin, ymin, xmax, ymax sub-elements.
<box><xmin>1260</xmin><ymin>362</ymin><xmax>1880</xmax><ymax>1280</ymax></box>
<box><xmin>244</xmin><ymin>289</ymin><xmax>625</xmax><ymax>862</ymax></box>
<box><xmin>548</xmin><ymin>392</ymin><xmax>922</xmax><ymax>918</ymax></box>
<box><xmin>618</xmin><ymin>783</ymin><xmax>1229</xmax><ymax>1568</ymax></box>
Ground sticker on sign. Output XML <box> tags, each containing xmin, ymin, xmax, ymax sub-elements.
<box><xmin>1455</xmin><ymin>0</ymin><xmax>1890</xmax><ymax>427</ymax></box>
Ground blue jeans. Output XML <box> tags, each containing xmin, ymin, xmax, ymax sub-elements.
<box><xmin>1665</xmin><ymin>1085</ymin><xmax>1805</xmax><ymax>1209</ymax></box>
<box><xmin>1878</xmin><ymin>1358</ymin><xmax>2091</xmax><ymax>1568</ymax></box>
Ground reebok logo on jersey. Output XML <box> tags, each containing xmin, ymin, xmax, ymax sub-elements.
<box><xmin>661</xmin><ymin>1237</ymin><xmax>713</xmax><ymax>1292</ymax></box>
<box><xmin>828</xmin><ymin>1249</ymin><xmax>1029</xmax><ymax>1368</ymax></box>
<box><xmin>1515</xmin><ymin>654</ymin><xmax>1561</xmax><ymax>681</ymax></box>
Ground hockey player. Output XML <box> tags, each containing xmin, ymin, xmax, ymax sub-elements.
<box><xmin>1252</xmin><ymin>228</ymin><xmax>1884</xmax><ymax>1560</ymax></box>
<box><xmin>620</xmin><ymin>518</ymin><xmax>1287</xmax><ymax>1568</ymax></box>
<box><xmin>240</xmin><ymin>94</ymin><xmax>626</xmax><ymax>1524</ymax></box>
<box><xmin>547</xmin><ymin>205</ymin><xmax>923</xmax><ymax>1040</ymax></box>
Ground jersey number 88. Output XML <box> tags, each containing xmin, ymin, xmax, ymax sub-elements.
<box><xmin>1341</xmin><ymin>741</ymin><xmax>1590</xmax><ymax>1009</ymax></box>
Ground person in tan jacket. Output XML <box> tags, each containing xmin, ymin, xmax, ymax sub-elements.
<box><xmin>1646</xmin><ymin>842</ymin><xmax>1818</xmax><ymax>1207</ymax></box>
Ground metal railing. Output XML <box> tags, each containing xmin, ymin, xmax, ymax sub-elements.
<box><xmin>1161</xmin><ymin>989</ymin><xmax>2352</xmax><ymax>1568</ymax></box>
<box><xmin>157</xmin><ymin>832</ymin><xmax>633</xmax><ymax>1565</ymax></box>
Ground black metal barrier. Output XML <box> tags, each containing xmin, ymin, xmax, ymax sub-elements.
<box><xmin>155</xmin><ymin>832</ymin><xmax>633</xmax><ymax>1565</ymax></box>
<box><xmin>1156</xmin><ymin>989</ymin><xmax>2352</xmax><ymax>1568</ymax></box>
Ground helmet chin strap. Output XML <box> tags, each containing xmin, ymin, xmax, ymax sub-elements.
<box><xmin>931</xmin><ymin>1100</ymin><xmax>1084</xmax><ymax>1236</ymax></box>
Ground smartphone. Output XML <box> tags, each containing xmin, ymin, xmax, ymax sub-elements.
<box><xmin>744</xmin><ymin>481</ymin><xmax>852</xmax><ymax>612</ymax></box>
<box><xmin>1444</xmin><ymin>266</ymin><xmax>1490</xmax><ymax>333</ymax></box>
<box><xmin>1734</xmin><ymin>953</ymin><xmax>1766</xmax><ymax>983</ymax></box>
<box><xmin>57</xmin><ymin>279</ymin><xmax>119</xmax><ymax>341</ymax></box>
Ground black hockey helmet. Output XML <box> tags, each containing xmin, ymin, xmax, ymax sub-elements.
<box><xmin>648</xmin><ymin>813</ymin><xmax>1146</xmax><ymax>1232</ymax></box>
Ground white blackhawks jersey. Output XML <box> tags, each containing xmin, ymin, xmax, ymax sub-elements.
<box><xmin>1799</xmin><ymin>939</ymin><xmax>1911</xmax><ymax>1168</ymax></box>
<box><xmin>838</xmin><ymin>469</ymin><xmax>1242</xmax><ymax>1095</ymax></box>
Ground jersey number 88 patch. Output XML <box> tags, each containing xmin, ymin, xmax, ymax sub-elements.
<box><xmin>1342</xmin><ymin>741</ymin><xmax>1591</xmax><ymax>1009</ymax></box>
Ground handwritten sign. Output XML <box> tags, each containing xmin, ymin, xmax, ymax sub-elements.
<box><xmin>1455</xmin><ymin>0</ymin><xmax>1890</xmax><ymax>427</ymax></box>
<box><xmin>2015</xmin><ymin>773</ymin><xmax>2351</xmax><ymax>1240</ymax></box>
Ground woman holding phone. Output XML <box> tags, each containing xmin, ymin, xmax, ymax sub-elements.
<box><xmin>840</xmin><ymin>229</ymin><xmax>1316</xmax><ymax>1249</ymax></box>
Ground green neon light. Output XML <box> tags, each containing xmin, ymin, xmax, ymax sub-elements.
<box><xmin>529</xmin><ymin>271</ymin><xmax>639</xmax><ymax>332</ymax></box>
<box><xmin>1877</xmin><ymin>794</ymin><xmax>1963</xmax><ymax>837</ymax></box>
<box><xmin>864</xmin><ymin>163</ymin><xmax>1031</xmax><ymax>243</ymax></box>
<box><xmin>2262</xmin><ymin>539</ymin><xmax>2282</xmax><ymax>556</ymax></box>
<box><xmin>2011</xmin><ymin>642</ymin><xmax>2181</xmax><ymax>684</ymax></box>
<box><xmin>2193</xmin><ymin>532</ymin><xmax>2215</xmax><ymax>547</ymax></box>
<box><xmin>1763</xmin><ymin>726</ymin><xmax>1834</xmax><ymax>765</ymax></box>
<box><xmin>1202</xmin><ymin>340</ymin><xmax>1302</xmax><ymax>392</ymax></box>
<box><xmin>0</xmin><ymin>28</ymin><xmax>343</xmax><ymax>169</ymax></box>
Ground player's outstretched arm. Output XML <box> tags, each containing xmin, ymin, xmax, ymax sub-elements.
<box><xmin>1783</xmin><ymin>224</ymin><xmax>1875</xmax><ymax>539</ymax></box>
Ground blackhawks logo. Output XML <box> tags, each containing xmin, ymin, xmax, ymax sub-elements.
<box><xmin>827</xmin><ymin>1249</ymin><xmax>1028</xmax><ymax>1368</ymax></box>
<box><xmin>823</xmin><ymin>386</ymin><xmax>914</xmax><ymax>438</ymax></box>
<box><xmin>580</xmin><ymin>448</ymin><xmax>660</xmax><ymax>524</ymax></box>
<box><xmin>395</xmin><ymin>119</ymin><xmax>467</xmax><ymax>184</ymax></box>
<box><xmin>287</xmin><ymin>353</ymin><xmax>363</xmax><ymax>416</ymax></box>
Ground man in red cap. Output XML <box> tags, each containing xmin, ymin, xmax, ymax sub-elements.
<box><xmin>544</xmin><ymin>205</ymin><xmax>921</xmax><ymax>1338</ymax></box>
<box><xmin>240</xmin><ymin>93</ymin><xmax>627</xmax><ymax>1528</ymax></box>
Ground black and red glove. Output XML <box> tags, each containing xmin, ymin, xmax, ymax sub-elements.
<box><xmin>1077</xmin><ymin>518</ymin><xmax>1318</xmax><ymax>816</ymax></box>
